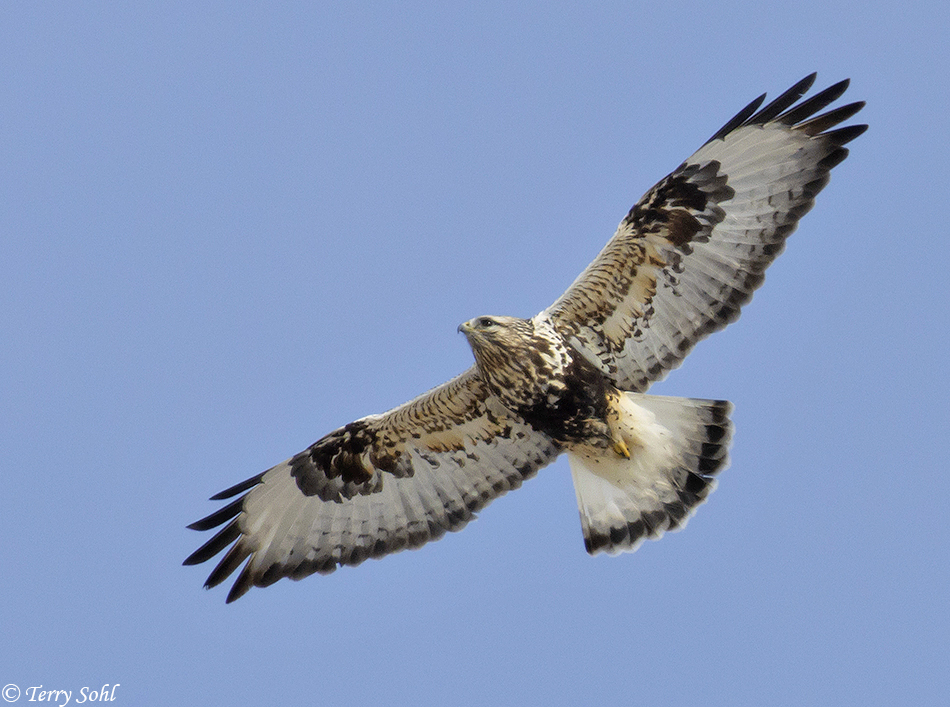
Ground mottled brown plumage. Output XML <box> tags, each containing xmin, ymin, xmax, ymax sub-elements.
<box><xmin>186</xmin><ymin>74</ymin><xmax>866</xmax><ymax>602</ymax></box>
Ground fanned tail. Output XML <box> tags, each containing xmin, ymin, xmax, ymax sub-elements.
<box><xmin>567</xmin><ymin>393</ymin><xmax>734</xmax><ymax>554</ymax></box>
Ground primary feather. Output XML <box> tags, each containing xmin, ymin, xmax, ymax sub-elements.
<box><xmin>185</xmin><ymin>75</ymin><xmax>866</xmax><ymax>602</ymax></box>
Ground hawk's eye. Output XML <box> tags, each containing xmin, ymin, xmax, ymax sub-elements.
<box><xmin>478</xmin><ymin>317</ymin><xmax>495</xmax><ymax>328</ymax></box>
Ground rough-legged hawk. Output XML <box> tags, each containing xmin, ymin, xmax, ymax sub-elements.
<box><xmin>185</xmin><ymin>74</ymin><xmax>866</xmax><ymax>602</ymax></box>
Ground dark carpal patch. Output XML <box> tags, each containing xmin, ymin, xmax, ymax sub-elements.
<box><xmin>625</xmin><ymin>161</ymin><xmax>734</xmax><ymax>251</ymax></box>
<box><xmin>291</xmin><ymin>421</ymin><xmax>390</xmax><ymax>501</ymax></box>
<box><xmin>306</xmin><ymin>421</ymin><xmax>375</xmax><ymax>480</ymax></box>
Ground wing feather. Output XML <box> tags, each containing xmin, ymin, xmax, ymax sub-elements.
<box><xmin>543</xmin><ymin>76</ymin><xmax>866</xmax><ymax>391</ymax></box>
<box><xmin>184</xmin><ymin>368</ymin><xmax>560</xmax><ymax>602</ymax></box>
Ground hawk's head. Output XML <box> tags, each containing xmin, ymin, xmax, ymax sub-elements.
<box><xmin>460</xmin><ymin>315</ymin><xmax>538</xmax><ymax>401</ymax></box>
<box><xmin>458</xmin><ymin>315</ymin><xmax>534</xmax><ymax>355</ymax></box>
<box><xmin>458</xmin><ymin>315</ymin><xmax>542</xmax><ymax>371</ymax></box>
<box><xmin>458</xmin><ymin>315</ymin><xmax>566</xmax><ymax>402</ymax></box>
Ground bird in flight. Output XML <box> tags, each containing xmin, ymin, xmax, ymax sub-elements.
<box><xmin>185</xmin><ymin>74</ymin><xmax>866</xmax><ymax>602</ymax></box>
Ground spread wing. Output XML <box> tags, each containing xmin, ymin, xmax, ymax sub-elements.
<box><xmin>543</xmin><ymin>74</ymin><xmax>867</xmax><ymax>391</ymax></box>
<box><xmin>184</xmin><ymin>368</ymin><xmax>559</xmax><ymax>602</ymax></box>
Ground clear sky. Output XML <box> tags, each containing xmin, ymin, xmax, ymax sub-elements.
<box><xmin>2</xmin><ymin>2</ymin><xmax>947</xmax><ymax>705</ymax></box>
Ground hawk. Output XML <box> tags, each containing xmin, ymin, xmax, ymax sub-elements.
<box><xmin>185</xmin><ymin>74</ymin><xmax>866</xmax><ymax>602</ymax></box>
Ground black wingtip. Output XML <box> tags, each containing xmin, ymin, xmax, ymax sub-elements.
<box><xmin>224</xmin><ymin>563</ymin><xmax>256</xmax><ymax>603</ymax></box>
<box><xmin>186</xmin><ymin>496</ymin><xmax>245</xmax><ymax>531</ymax></box>
<box><xmin>826</xmin><ymin>122</ymin><xmax>869</xmax><ymax>145</ymax></box>
<box><xmin>183</xmin><ymin>518</ymin><xmax>242</xmax><ymax>566</ymax></box>
<box><xmin>776</xmin><ymin>78</ymin><xmax>851</xmax><ymax>126</ymax></box>
<box><xmin>704</xmin><ymin>73</ymin><xmax>818</xmax><ymax>145</ymax></box>
<box><xmin>747</xmin><ymin>73</ymin><xmax>818</xmax><ymax>125</ymax></box>
<box><xmin>705</xmin><ymin>92</ymin><xmax>766</xmax><ymax>144</ymax></box>
<box><xmin>704</xmin><ymin>74</ymin><xmax>866</xmax><ymax>146</ymax></box>
<box><xmin>794</xmin><ymin>100</ymin><xmax>866</xmax><ymax>136</ymax></box>
<box><xmin>209</xmin><ymin>471</ymin><xmax>265</xmax><ymax>500</ymax></box>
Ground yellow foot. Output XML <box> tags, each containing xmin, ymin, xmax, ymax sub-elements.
<box><xmin>612</xmin><ymin>439</ymin><xmax>631</xmax><ymax>458</ymax></box>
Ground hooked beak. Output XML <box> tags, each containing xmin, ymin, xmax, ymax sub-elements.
<box><xmin>458</xmin><ymin>320</ymin><xmax>473</xmax><ymax>335</ymax></box>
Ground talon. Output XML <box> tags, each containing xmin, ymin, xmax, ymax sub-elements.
<box><xmin>612</xmin><ymin>439</ymin><xmax>631</xmax><ymax>458</ymax></box>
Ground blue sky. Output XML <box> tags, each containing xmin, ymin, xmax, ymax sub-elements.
<box><xmin>2</xmin><ymin>2</ymin><xmax>947</xmax><ymax>705</ymax></box>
